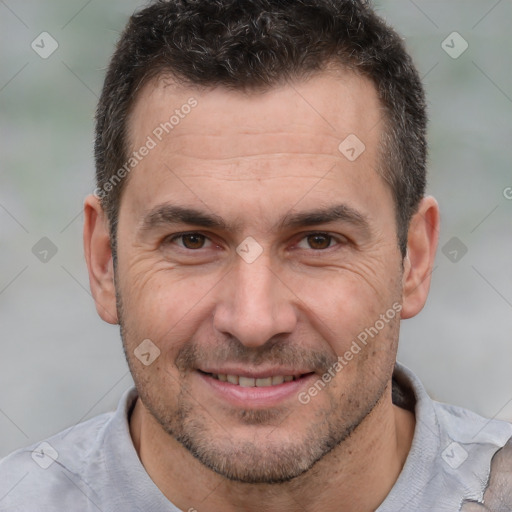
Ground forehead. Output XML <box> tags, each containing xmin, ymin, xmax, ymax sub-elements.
<box><xmin>121</xmin><ymin>69</ymin><xmax>391</xmax><ymax>227</ymax></box>
<box><xmin>128</xmin><ymin>69</ymin><xmax>383</xmax><ymax>158</ymax></box>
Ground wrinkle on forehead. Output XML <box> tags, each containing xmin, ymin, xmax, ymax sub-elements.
<box><xmin>127</xmin><ymin>69</ymin><xmax>383</xmax><ymax>159</ymax></box>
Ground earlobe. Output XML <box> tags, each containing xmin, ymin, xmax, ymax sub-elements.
<box><xmin>401</xmin><ymin>196</ymin><xmax>440</xmax><ymax>319</ymax></box>
<box><xmin>83</xmin><ymin>194</ymin><xmax>119</xmax><ymax>324</ymax></box>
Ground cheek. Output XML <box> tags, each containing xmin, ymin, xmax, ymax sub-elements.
<box><xmin>325</xmin><ymin>312</ymin><xmax>400</xmax><ymax>400</ymax></box>
<box><xmin>285</xmin><ymin>262</ymin><xmax>399</xmax><ymax>344</ymax></box>
<box><xmin>118</xmin><ymin>258</ymin><xmax>223</xmax><ymax>351</ymax></box>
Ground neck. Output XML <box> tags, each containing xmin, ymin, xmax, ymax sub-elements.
<box><xmin>130</xmin><ymin>384</ymin><xmax>415</xmax><ymax>512</ymax></box>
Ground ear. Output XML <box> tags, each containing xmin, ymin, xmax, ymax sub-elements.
<box><xmin>83</xmin><ymin>194</ymin><xmax>118</xmax><ymax>324</ymax></box>
<box><xmin>401</xmin><ymin>196</ymin><xmax>440</xmax><ymax>319</ymax></box>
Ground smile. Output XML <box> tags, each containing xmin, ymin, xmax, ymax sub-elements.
<box><xmin>203</xmin><ymin>372</ymin><xmax>302</xmax><ymax>387</ymax></box>
<box><xmin>196</xmin><ymin>369</ymin><xmax>316</xmax><ymax>407</ymax></box>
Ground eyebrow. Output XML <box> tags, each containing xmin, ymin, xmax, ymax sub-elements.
<box><xmin>276</xmin><ymin>204</ymin><xmax>371</xmax><ymax>234</ymax></box>
<box><xmin>139</xmin><ymin>205</ymin><xmax>236</xmax><ymax>234</ymax></box>
<box><xmin>138</xmin><ymin>203</ymin><xmax>371</xmax><ymax>236</ymax></box>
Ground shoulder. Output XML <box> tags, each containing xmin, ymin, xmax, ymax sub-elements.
<box><xmin>434</xmin><ymin>399</ymin><xmax>512</xmax><ymax>450</ymax></box>
<box><xmin>390</xmin><ymin>362</ymin><xmax>512</xmax><ymax>510</ymax></box>
<box><xmin>434</xmin><ymin>400</ymin><xmax>512</xmax><ymax>509</ymax></box>
<box><xmin>0</xmin><ymin>410</ymin><xmax>115</xmax><ymax>511</ymax></box>
<box><xmin>394</xmin><ymin>362</ymin><xmax>512</xmax><ymax>453</ymax></box>
<box><xmin>460</xmin><ymin>436</ymin><xmax>512</xmax><ymax>511</ymax></box>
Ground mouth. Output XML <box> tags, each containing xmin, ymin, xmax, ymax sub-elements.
<box><xmin>198</xmin><ymin>370</ymin><xmax>311</xmax><ymax>387</ymax></box>
<box><xmin>196</xmin><ymin>369</ymin><xmax>316</xmax><ymax>408</ymax></box>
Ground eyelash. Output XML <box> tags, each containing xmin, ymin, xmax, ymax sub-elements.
<box><xmin>164</xmin><ymin>231</ymin><xmax>348</xmax><ymax>252</ymax></box>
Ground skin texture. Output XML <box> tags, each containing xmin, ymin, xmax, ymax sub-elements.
<box><xmin>83</xmin><ymin>69</ymin><xmax>439</xmax><ymax>512</ymax></box>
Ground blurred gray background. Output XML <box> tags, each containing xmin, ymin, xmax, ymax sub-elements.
<box><xmin>1</xmin><ymin>0</ymin><xmax>511</xmax><ymax>457</ymax></box>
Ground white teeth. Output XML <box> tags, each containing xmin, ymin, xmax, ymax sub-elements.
<box><xmin>211</xmin><ymin>373</ymin><xmax>298</xmax><ymax>386</ymax></box>
<box><xmin>239</xmin><ymin>376</ymin><xmax>255</xmax><ymax>387</ymax></box>
<box><xmin>227</xmin><ymin>374</ymin><xmax>239</xmax><ymax>385</ymax></box>
<box><xmin>256</xmin><ymin>377</ymin><xmax>273</xmax><ymax>387</ymax></box>
<box><xmin>271</xmin><ymin>375</ymin><xmax>284</xmax><ymax>385</ymax></box>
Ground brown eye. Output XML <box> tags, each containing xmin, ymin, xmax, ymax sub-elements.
<box><xmin>180</xmin><ymin>233</ymin><xmax>206</xmax><ymax>249</ymax></box>
<box><xmin>306</xmin><ymin>234</ymin><xmax>333</xmax><ymax>250</ymax></box>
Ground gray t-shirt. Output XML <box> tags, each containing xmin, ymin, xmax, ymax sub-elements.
<box><xmin>1</xmin><ymin>362</ymin><xmax>511</xmax><ymax>511</ymax></box>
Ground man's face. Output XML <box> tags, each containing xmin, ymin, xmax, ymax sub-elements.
<box><xmin>115</xmin><ymin>70</ymin><xmax>404</xmax><ymax>483</ymax></box>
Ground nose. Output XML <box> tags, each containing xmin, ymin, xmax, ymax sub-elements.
<box><xmin>213</xmin><ymin>252</ymin><xmax>298</xmax><ymax>348</ymax></box>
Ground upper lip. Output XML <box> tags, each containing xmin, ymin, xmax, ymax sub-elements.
<box><xmin>198</xmin><ymin>367</ymin><xmax>314</xmax><ymax>379</ymax></box>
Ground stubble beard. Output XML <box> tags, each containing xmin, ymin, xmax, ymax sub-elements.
<box><xmin>116</xmin><ymin>286</ymin><xmax>398</xmax><ymax>484</ymax></box>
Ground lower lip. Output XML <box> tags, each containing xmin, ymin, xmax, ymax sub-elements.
<box><xmin>197</xmin><ymin>372</ymin><xmax>316</xmax><ymax>408</ymax></box>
